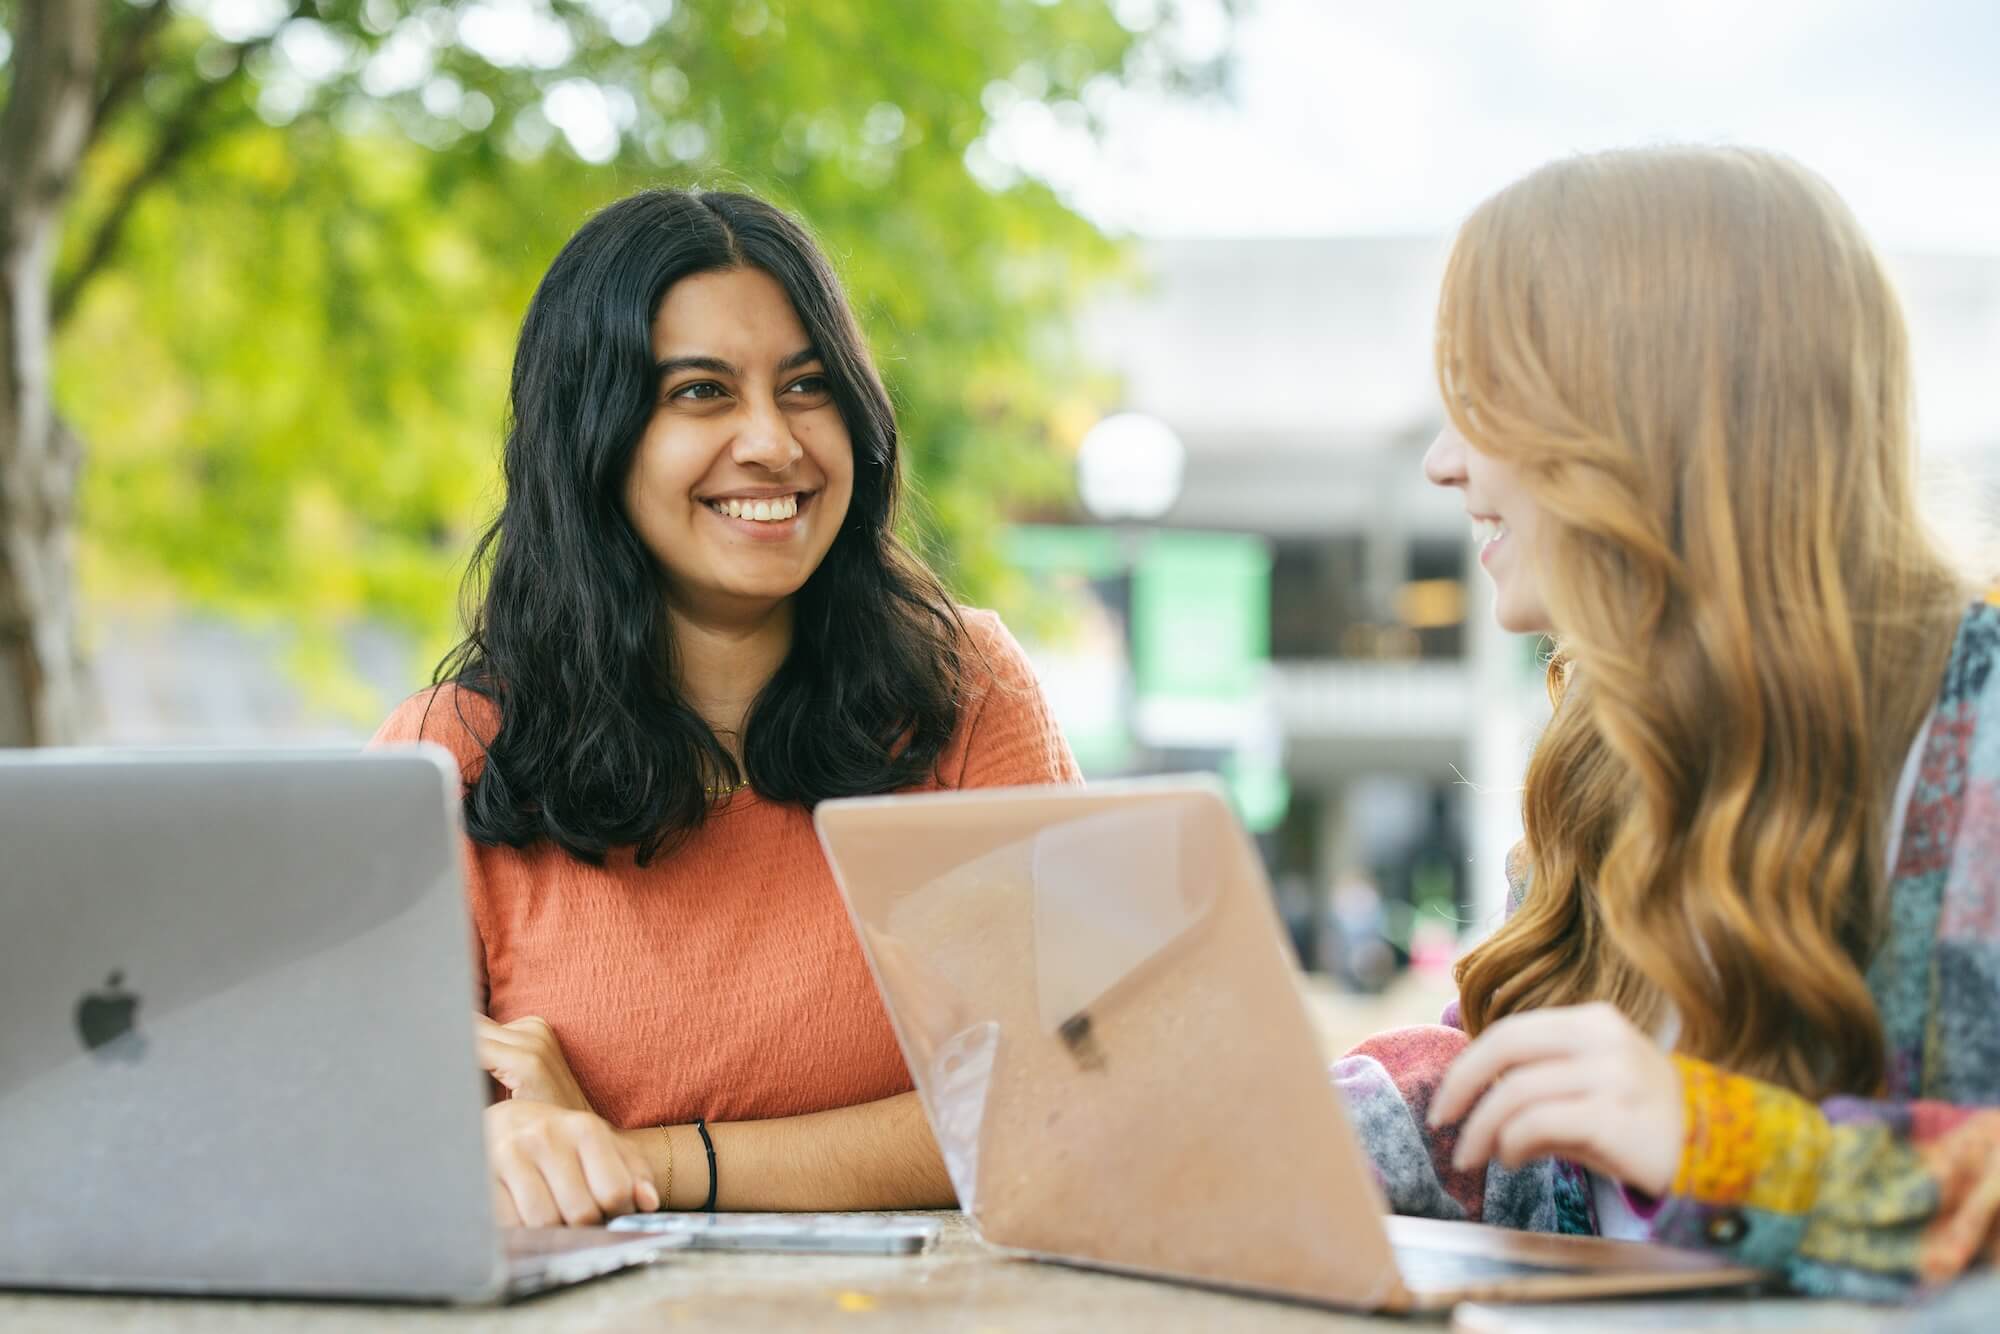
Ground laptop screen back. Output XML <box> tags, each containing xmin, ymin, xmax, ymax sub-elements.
<box><xmin>0</xmin><ymin>748</ymin><xmax>499</xmax><ymax>1300</ymax></box>
<box><xmin>816</xmin><ymin>778</ymin><xmax>1404</xmax><ymax>1308</ymax></box>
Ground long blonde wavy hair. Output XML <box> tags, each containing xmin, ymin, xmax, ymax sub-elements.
<box><xmin>1443</xmin><ymin>147</ymin><xmax>1970</xmax><ymax>1100</ymax></box>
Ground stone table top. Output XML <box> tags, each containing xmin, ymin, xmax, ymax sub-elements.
<box><xmin>0</xmin><ymin>1212</ymin><xmax>1924</xmax><ymax>1333</ymax></box>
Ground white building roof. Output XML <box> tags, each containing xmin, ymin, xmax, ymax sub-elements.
<box><xmin>1084</xmin><ymin>239</ymin><xmax>2000</xmax><ymax>538</ymax></box>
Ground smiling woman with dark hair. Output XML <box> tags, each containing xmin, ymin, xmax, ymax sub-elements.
<box><xmin>372</xmin><ymin>188</ymin><xmax>1078</xmax><ymax>1225</ymax></box>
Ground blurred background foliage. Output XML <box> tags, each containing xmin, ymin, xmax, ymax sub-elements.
<box><xmin>15</xmin><ymin>0</ymin><xmax>1233</xmax><ymax>717</ymax></box>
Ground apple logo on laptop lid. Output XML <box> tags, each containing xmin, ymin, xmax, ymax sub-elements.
<box><xmin>77</xmin><ymin>970</ymin><xmax>147</xmax><ymax>1061</ymax></box>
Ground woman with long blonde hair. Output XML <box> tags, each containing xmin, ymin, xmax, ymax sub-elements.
<box><xmin>1336</xmin><ymin>145</ymin><xmax>2000</xmax><ymax>1297</ymax></box>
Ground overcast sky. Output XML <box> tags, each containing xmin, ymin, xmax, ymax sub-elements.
<box><xmin>991</xmin><ymin>0</ymin><xmax>2000</xmax><ymax>253</ymax></box>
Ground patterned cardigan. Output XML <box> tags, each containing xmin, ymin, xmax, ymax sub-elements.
<box><xmin>1333</xmin><ymin>593</ymin><xmax>2000</xmax><ymax>1300</ymax></box>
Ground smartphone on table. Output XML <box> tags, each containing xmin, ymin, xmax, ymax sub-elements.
<box><xmin>607</xmin><ymin>1212</ymin><xmax>941</xmax><ymax>1255</ymax></box>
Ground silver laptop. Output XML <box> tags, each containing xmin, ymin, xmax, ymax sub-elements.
<box><xmin>0</xmin><ymin>747</ymin><xmax>679</xmax><ymax>1303</ymax></box>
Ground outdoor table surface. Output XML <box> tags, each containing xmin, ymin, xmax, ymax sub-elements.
<box><xmin>0</xmin><ymin>1212</ymin><xmax>1914</xmax><ymax>1333</ymax></box>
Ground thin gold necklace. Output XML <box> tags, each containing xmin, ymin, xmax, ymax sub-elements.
<box><xmin>704</xmin><ymin>777</ymin><xmax>749</xmax><ymax>799</ymax></box>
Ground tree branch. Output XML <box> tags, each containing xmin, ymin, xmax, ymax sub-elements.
<box><xmin>91</xmin><ymin>0</ymin><xmax>176</xmax><ymax>140</ymax></box>
<box><xmin>50</xmin><ymin>0</ymin><xmax>310</xmax><ymax>328</ymax></box>
<box><xmin>51</xmin><ymin>71</ymin><xmax>229</xmax><ymax>327</ymax></box>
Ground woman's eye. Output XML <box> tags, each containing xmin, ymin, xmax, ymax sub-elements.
<box><xmin>671</xmin><ymin>381</ymin><xmax>724</xmax><ymax>402</ymax></box>
<box><xmin>786</xmin><ymin>374</ymin><xmax>831</xmax><ymax>399</ymax></box>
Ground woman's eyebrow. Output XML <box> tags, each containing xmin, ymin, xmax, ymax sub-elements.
<box><xmin>655</xmin><ymin>348</ymin><xmax>820</xmax><ymax>377</ymax></box>
<box><xmin>655</xmin><ymin>354</ymin><xmax>736</xmax><ymax>378</ymax></box>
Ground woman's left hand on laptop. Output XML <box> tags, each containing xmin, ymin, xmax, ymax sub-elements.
<box><xmin>484</xmin><ymin>1100</ymin><xmax>660</xmax><ymax>1226</ymax></box>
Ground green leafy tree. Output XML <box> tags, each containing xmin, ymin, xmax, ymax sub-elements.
<box><xmin>0</xmin><ymin>0</ymin><xmax>1230</xmax><ymax>742</ymax></box>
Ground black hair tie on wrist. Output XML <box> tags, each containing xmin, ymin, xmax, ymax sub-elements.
<box><xmin>694</xmin><ymin>1116</ymin><xmax>718</xmax><ymax>1213</ymax></box>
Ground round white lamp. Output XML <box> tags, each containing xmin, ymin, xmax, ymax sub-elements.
<box><xmin>1076</xmin><ymin>411</ymin><xmax>1186</xmax><ymax>522</ymax></box>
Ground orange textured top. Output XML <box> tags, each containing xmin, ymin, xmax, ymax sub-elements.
<box><xmin>370</xmin><ymin>608</ymin><xmax>1079</xmax><ymax>1130</ymax></box>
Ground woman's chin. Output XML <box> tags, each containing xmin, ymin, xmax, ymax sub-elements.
<box><xmin>1491</xmin><ymin>583</ymin><xmax>1554</xmax><ymax>636</ymax></box>
<box><xmin>665</xmin><ymin>571</ymin><xmax>812</xmax><ymax>619</ymax></box>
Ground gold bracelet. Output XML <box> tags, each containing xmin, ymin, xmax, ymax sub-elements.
<box><xmin>660</xmin><ymin>1124</ymin><xmax>674</xmax><ymax>1211</ymax></box>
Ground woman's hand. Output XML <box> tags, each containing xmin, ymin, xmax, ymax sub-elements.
<box><xmin>476</xmin><ymin>1014</ymin><xmax>593</xmax><ymax>1112</ymax></box>
<box><xmin>1428</xmin><ymin>1002</ymin><xmax>1684</xmax><ymax>1197</ymax></box>
<box><xmin>484</xmin><ymin>1100</ymin><xmax>659</xmax><ymax>1226</ymax></box>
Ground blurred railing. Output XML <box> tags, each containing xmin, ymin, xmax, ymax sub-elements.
<box><xmin>1271</xmin><ymin>661</ymin><xmax>1472</xmax><ymax>741</ymax></box>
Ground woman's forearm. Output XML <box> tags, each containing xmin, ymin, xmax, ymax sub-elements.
<box><xmin>619</xmin><ymin>1090</ymin><xmax>956</xmax><ymax>1211</ymax></box>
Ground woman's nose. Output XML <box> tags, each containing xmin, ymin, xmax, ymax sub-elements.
<box><xmin>733</xmin><ymin>403</ymin><xmax>805</xmax><ymax>471</ymax></box>
<box><xmin>1423</xmin><ymin>426</ymin><xmax>1467</xmax><ymax>489</ymax></box>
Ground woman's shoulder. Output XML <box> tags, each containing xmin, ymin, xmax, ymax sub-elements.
<box><xmin>1937</xmin><ymin>589</ymin><xmax>2000</xmax><ymax>713</ymax></box>
<box><xmin>369</xmin><ymin>682</ymin><xmax>500</xmax><ymax>784</ymax></box>
<box><xmin>954</xmin><ymin>605</ymin><xmax>1040</xmax><ymax>692</ymax></box>
<box><xmin>940</xmin><ymin>606</ymin><xmax>1081</xmax><ymax>789</ymax></box>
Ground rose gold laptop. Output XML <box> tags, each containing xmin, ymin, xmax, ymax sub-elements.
<box><xmin>814</xmin><ymin>777</ymin><xmax>1765</xmax><ymax>1312</ymax></box>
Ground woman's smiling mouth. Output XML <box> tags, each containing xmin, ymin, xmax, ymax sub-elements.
<box><xmin>700</xmin><ymin>490</ymin><xmax>816</xmax><ymax>531</ymax></box>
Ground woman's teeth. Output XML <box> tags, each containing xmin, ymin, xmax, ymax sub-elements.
<box><xmin>1475</xmin><ymin>517</ymin><xmax>1508</xmax><ymax>547</ymax></box>
<box><xmin>708</xmin><ymin>495</ymin><xmax>799</xmax><ymax>522</ymax></box>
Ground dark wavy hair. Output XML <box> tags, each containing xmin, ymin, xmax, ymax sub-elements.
<box><xmin>432</xmin><ymin>188</ymin><xmax>967</xmax><ymax>864</ymax></box>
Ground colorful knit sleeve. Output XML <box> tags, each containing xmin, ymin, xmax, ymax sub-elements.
<box><xmin>1329</xmin><ymin>843</ymin><xmax>1586</xmax><ymax>1234</ymax></box>
<box><xmin>1333</xmin><ymin>1023</ymin><xmax>1478</xmax><ymax>1219</ymax></box>
<box><xmin>1647</xmin><ymin>1058</ymin><xmax>2000</xmax><ymax>1298</ymax></box>
<box><xmin>1331</xmin><ymin>1019</ymin><xmax>1592</xmax><ymax>1233</ymax></box>
<box><xmin>1647</xmin><ymin>596</ymin><xmax>2000</xmax><ymax>1297</ymax></box>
